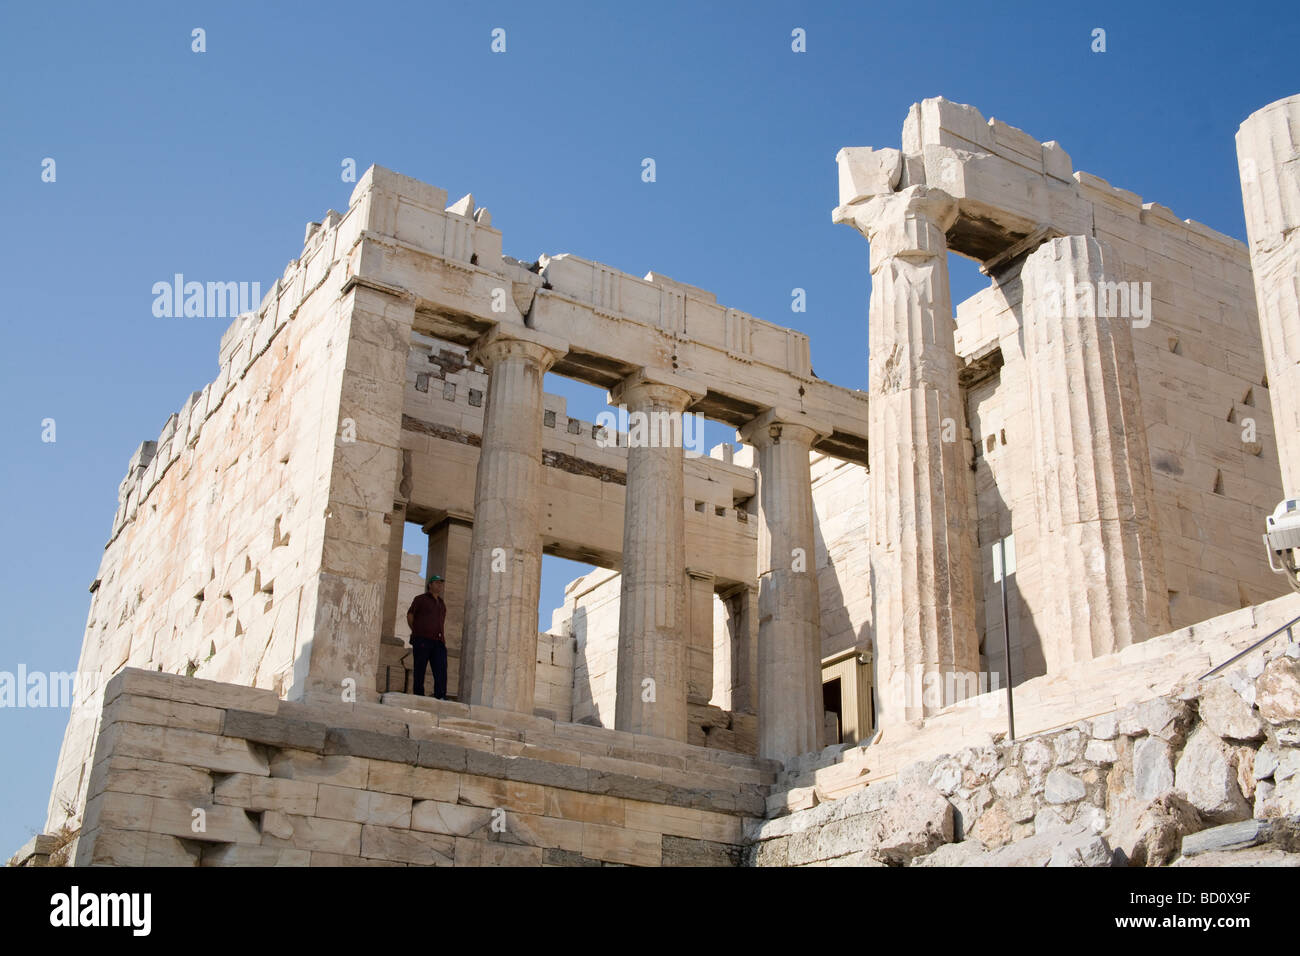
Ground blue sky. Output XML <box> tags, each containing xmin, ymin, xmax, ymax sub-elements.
<box><xmin>1</xmin><ymin>0</ymin><xmax>1296</xmax><ymax>855</ymax></box>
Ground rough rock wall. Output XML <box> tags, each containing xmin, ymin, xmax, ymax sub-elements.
<box><xmin>748</xmin><ymin>644</ymin><xmax>1300</xmax><ymax>867</ymax></box>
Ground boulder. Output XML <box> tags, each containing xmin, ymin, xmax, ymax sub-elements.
<box><xmin>975</xmin><ymin>823</ymin><xmax>1111</xmax><ymax>867</ymax></box>
<box><xmin>1085</xmin><ymin>739</ymin><xmax>1118</xmax><ymax>764</ymax></box>
<box><xmin>1133</xmin><ymin>736</ymin><xmax>1175</xmax><ymax>801</ymax></box>
<box><xmin>968</xmin><ymin>802</ymin><xmax>1014</xmax><ymax>849</ymax></box>
<box><xmin>1118</xmin><ymin>698</ymin><xmax>1190</xmax><ymax>743</ymax></box>
<box><xmin>1019</xmin><ymin>738</ymin><xmax>1054</xmax><ymax>781</ymax></box>
<box><xmin>1197</xmin><ymin>680</ymin><xmax>1265</xmax><ymax>741</ymax></box>
<box><xmin>1044</xmin><ymin>769</ymin><xmax>1086</xmax><ymax>804</ymax></box>
<box><xmin>1256</xmin><ymin>658</ymin><xmax>1300</xmax><ymax>724</ymax></box>
<box><xmin>992</xmin><ymin>766</ymin><xmax>1027</xmax><ymax>799</ymax></box>
<box><xmin>871</xmin><ymin>784</ymin><xmax>954</xmax><ymax>864</ymax></box>
<box><xmin>927</xmin><ymin>757</ymin><xmax>963</xmax><ymax>796</ymax></box>
<box><xmin>1174</xmin><ymin>727</ymin><xmax>1251</xmax><ymax>823</ymax></box>
<box><xmin>1113</xmin><ymin>793</ymin><xmax>1203</xmax><ymax>867</ymax></box>
<box><xmin>1047</xmin><ymin>830</ymin><xmax>1114</xmax><ymax>867</ymax></box>
<box><xmin>910</xmin><ymin>840</ymin><xmax>990</xmax><ymax>867</ymax></box>
<box><xmin>1053</xmin><ymin>729</ymin><xmax>1088</xmax><ymax>765</ymax></box>
<box><xmin>1179</xmin><ymin>819</ymin><xmax>1272</xmax><ymax>857</ymax></box>
<box><xmin>1091</xmin><ymin>713</ymin><xmax>1119</xmax><ymax>741</ymax></box>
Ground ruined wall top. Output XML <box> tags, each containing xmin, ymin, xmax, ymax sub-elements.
<box><xmin>835</xmin><ymin>97</ymin><xmax>1250</xmax><ymax>268</ymax></box>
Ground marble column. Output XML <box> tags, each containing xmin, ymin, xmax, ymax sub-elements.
<box><xmin>1238</xmin><ymin>94</ymin><xmax>1300</xmax><ymax>497</ymax></box>
<box><xmin>739</xmin><ymin>409</ymin><xmax>830</xmax><ymax>760</ymax></box>
<box><xmin>609</xmin><ymin>368</ymin><xmax>704</xmax><ymax>740</ymax></box>
<box><xmin>839</xmin><ymin>184</ymin><xmax>980</xmax><ymax>725</ymax></box>
<box><xmin>1021</xmin><ymin>236</ymin><xmax>1170</xmax><ymax>668</ymax></box>
<box><xmin>459</xmin><ymin>326</ymin><xmax>568</xmax><ymax>713</ymax></box>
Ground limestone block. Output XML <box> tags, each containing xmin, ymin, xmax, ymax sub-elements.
<box><xmin>103</xmin><ymin>669</ymin><xmax>278</xmax><ymax>715</ymax></box>
<box><xmin>1133</xmin><ymin>737</ymin><xmax>1175</xmax><ymax>801</ymax></box>
<box><xmin>213</xmin><ymin>774</ymin><xmax>318</xmax><ymax>816</ymax></box>
<box><xmin>366</xmin><ymin>762</ymin><xmax>460</xmax><ymax>802</ymax></box>
<box><xmin>201</xmin><ymin>845</ymin><xmax>311</xmax><ymax>866</ymax></box>
<box><xmin>1044</xmin><ymin>769</ymin><xmax>1086</xmax><ymax>804</ymax></box>
<box><xmin>268</xmin><ymin>750</ymin><xmax>370</xmax><ymax>789</ymax></box>
<box><xmin>360</xmin><ymin>825</ymin><xmax>453</xmax><ymax>865</ymax></box>
<box><xmin>316</xmin><ymin>785</ymin><xmax>412</xmax><ymax>827</ymax></box>
<box><xmin>223</xmin><ymin>709</ymin><xmax>328</xmax><ymax>752</ymax></box>
<box><xmin>1174</xmin><ymin>727</ymin><xmax>1251</xmax><ymax>823</ymax></box>
<box><xmin>77</xmin><ymin>828</ymin><xmax>202</xmax><ymax>867</ymax></box>
<box><xmin>581</xmin><ymin>821</ymin><xmax>661</xmax><ymax>867</ymax></box>
<box><xmin>1179</xmin><ymin>818</ymin><xmax>1272</xmax><ymax>857</ymax></box>
<box><xmin>1255</xmin><ymin>657</ymin><xmax>1300</xmax><ymax>724</ymax></box>
<box><xmin>260</xmin><ymin>813</ymin><xmax>363</xmax><ymax>855</ymax></box>
<box><xmin>871</xmin><ymin>784</ymin><xmax>954</xmax><ymax>864</ymax></box>
<box><xmin>835</xmin><ymin>147</ymin><xmax>902</xmax><ymax>206</ymax></box>
<box><xmin>1197</xmin><ymin>680</ymin><xmax>1265</xmax><ymax>741</ymax></box>
<box><xmin>99</xmin><ymin>722</ymin><xmax>270</xmax><ymax>777</ymax></box>
<box><xmin>455</xmin><ymin>838</ymin><xmax>543</xmax><ymax>867</ymax></box>
<box><xmin>87</xmin><ymin>756</ymin><xmax>215</xmax><ymax>806</ymax></box>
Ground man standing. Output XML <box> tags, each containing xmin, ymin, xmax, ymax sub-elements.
<box><xmin>406</xmin><ymin>575</ymin><xmax>448</xmax><ymax>699</ymax></box>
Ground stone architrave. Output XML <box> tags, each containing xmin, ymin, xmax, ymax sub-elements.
<box><xmin>609</xmin><ymin>368</ymin><xmax>705</xmax><ymax>741</ymax></box>
<box><xmin>739</xmin><ymin>409</ymin><xmax>832</xmax><ymax>760</ymax></box>
<box><xmin>459</xmin><ymin>325</ymin><xmax>568</xmax><ymax>712</ymax></box>
<box><xmin>837</xmin><ymin>184</ymin><xmax>980</xmax><ymax>725</ymax></box>
<box><xmin>1020</xmin><ymin>236</ymin><xmax>1169</xmax><ymax>668</ymax></box>
<box><xmin>1237</xmin><ymin>94</ymin><xmax>1300</xmax><ymax>496</ymax></box>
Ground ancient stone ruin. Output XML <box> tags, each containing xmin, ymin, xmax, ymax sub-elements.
<box><xmin>26</xmin><ymin>94</ymin><xmax>1300</xmax><ymax>867</ymax></box>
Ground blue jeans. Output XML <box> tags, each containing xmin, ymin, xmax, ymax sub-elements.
<box><xmin>411</xmin><ymin>637</ymin><xmax>447</xmax><ymax>699</ymax></box>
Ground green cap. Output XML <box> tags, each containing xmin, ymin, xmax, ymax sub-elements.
<box><xmin>427</xmin><ymin>575</ymin><xmax>443</xmax><ymax>583</ymax></box>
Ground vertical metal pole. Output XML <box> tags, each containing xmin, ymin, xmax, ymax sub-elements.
<box><xmin>998</xmin><ymin>537</ymin><xmax>1016</xmax><ymax>741</ymax></box>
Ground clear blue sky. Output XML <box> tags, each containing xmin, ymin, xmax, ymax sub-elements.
<box><xmin>1</xmin><ymin>0</ymin><xmax>1296</xmax><ymax>855</ymax></box>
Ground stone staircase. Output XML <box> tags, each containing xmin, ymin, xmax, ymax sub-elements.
<box><xmin>375</xmin><ymin>692</ymin><xmax>781</xmax><ymax>797</ymax></box>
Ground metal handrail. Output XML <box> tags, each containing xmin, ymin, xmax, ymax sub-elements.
<box><xmin>1199</xmin><ymin>612</ymin><xmax>1300</xmax><ymax>680</ymax></box>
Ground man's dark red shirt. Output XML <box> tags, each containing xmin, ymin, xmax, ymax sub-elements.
<box><xmin>408</xmin><ymin>593</ymin><xmax>447</xmax><ymax>641</ymax></box>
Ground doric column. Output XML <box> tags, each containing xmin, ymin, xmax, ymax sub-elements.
<box><xmin>739</xmin><ymin>409</ymin><xmax>831</xmax><ymax>760</ymax></box>
<box><xmin>838</xmin><ymin>184</ymin><xmax>980</xmax><ymax>725</ymax></box>
<box><xmin>459</xmin><ymin>325</ymin><xmax>568</xmax><ymax>712</ymax></box>
<box><xmin>1238</xmin><ymin>94</ymin><xmax>1300</xmax><ymax>496</ymax></box>
<box><xmin>609</xmin><ymin>368</ymin><xmax>704</xmax><ymax>740</ymax></box>
<box><xmin>1021</xmin><ymin>236</ymin><xmax>1170</xmax><ymax>668</ymax></box>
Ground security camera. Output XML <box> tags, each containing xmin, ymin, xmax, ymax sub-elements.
<box><xmin>1263</xmin><ymin>498</ymin><xmax>1300</xmax><ymax>593</ymax></box>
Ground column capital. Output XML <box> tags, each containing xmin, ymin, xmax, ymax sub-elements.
<box><xmin>469</xmin><ymin>323</ymin><xmax>569</xmax><ymax>372</ymax></box>
<box><xmin>835</xmin><ymin>185</ymin><xmax>957</xmax><ymax>271</ymax></box>
<box><xmin>608</xmin><ymin>367</ymin><xmax>707</xmax><ymax>411</ymax></box>
<box><xmin>737</xmin><ymin>407</ymin><xmax>833</xmax><ymax>449</ymax></box>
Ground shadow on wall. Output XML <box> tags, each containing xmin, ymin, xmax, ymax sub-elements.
<box><xmin>569</xmin><ymin>604</ymin><xmax>601</xmax><ymax>726</ymax></box>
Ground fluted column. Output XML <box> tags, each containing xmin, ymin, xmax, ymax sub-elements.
<box><xmin>460</xmin><ymin>326</ymin><xmax>568</xmax><ymax>712</ymax></box>
<box><xmin>610</xmin><ymin>368</ymin><xmax>704</xmax><ymax>740</ymax></box>
<box><xmin>838</xmin><ymin>184</ymin><xmax>980</xmax><ymax>725</ymax></box>
<box><xmin>1238</xmin><ymin>94</ymin><xmax>1300</xmax><ymax>497</ymax></box>
<box><xmin>1021</xmin><ymin>236</ymin><xmax>1169</xmax><ymax>669</ymax></box>
<box><xmin>739</xmin><ymin>409</ymin><xmax>830</xmax><ymax>760</ymax></box>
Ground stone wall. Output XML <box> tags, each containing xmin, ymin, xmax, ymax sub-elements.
<box><xmin>749</xmin><ymin>595</ymin><xmax>1300</xmax><ymax>866</ymax></box>
<box><xmin>935</xmin><ymin>98</ymin><xmax>1288</xmax><ymax>684</ymax></box>
<box><xmin>74</xmin><ymin>669</ymin><xmax>772</xmax><ymax>867</ymax></box>
<box><xmin>47</xmin><ymin>203</ymin><xmax>373</xmax><ymax>834</ymax></box>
